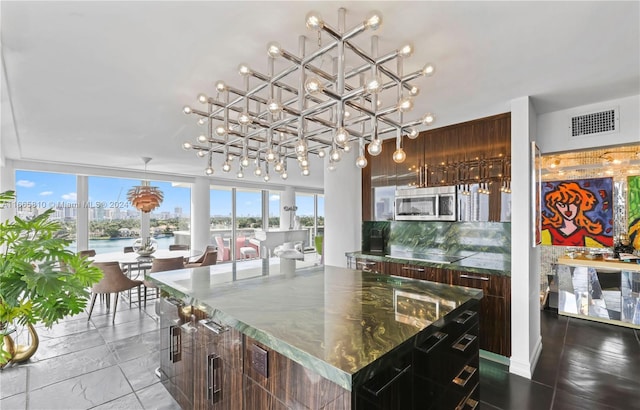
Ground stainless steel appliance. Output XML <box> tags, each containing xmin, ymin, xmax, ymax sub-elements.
<box><xmin>394</xmin><ymin>186</ymin><xmax>457</xmax><ymax>221</ymax></box>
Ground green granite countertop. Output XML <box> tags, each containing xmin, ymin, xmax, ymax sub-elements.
<box><xmin>147</xmin><ymin>264</ymin><xmax>482</xmax><ymax>391</ymax></box>
<box><xmin>346</xmin><ymin>250</ymin><xmax>511</xmax><ymax>276</ymax></box>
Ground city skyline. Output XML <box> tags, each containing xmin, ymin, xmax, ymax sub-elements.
<box><xmin>14</xmin><ymin>170</ymin><xmax>320</xmax><ymax>217</ymax></box>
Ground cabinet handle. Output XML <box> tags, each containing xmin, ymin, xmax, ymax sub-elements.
<box><xmin>363</xmin><ymin>364</ymin><xmax>412</xmax><ymax>397</ymax></box>
<box><xmin>454</xmin><ymin>310</ymin><xmax>477</xmax><ymax>325</ymax></box>
<box><xmin>200</xmin><ymin>319</ymin><xmax>229</xmax><ymax>334</ymax></box>
<box><xmin>452</xmin><ymin>365</ymin><xmax>477</xmax><ymax>387</ymax></box>
<box><xmin>169</xmin><ymin>325</ymin><xmax>182</xmax><ymax>363</ymax></box>
<box><xmin>459</xmin><ymin>274</ymin><xmax>489</xmax><ymax>282</ymax></box>
<box><xmin>207</xmin><ymin>354</ymin><xmax>222</xmax><ymax>403</ymax></box>
<box><xmin>402</xmin><ymin>266</ymin><xmax>425</xmax><ymax>272</ymax></box>
<box><xmin>456</xmin><ymin>394</ymin><xmax>479</xmax><ymax>410</ymax></box>
<box><xmin>452</xmin><ymin>333</ymin><xmax>477</xmax><ymax>352</ymax></box>
<box><xmin>415</xmin><ymin>331</ymin><xmax>448</xmax><ymax>355</ymax></box>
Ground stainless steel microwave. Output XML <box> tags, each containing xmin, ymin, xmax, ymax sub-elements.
<box><xmin>394</xmin><ymin>186</ymin><xmax>457</xmax><ymax>221</ymax></box>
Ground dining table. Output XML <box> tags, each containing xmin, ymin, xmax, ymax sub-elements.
<box><xmin>91</xmin><ymin>249</ymin><xmax>202</xmax><ymax>279</ymax></box>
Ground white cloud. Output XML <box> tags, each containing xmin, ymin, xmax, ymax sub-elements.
<box><xmin>16</xmin><ymin>180</ymin><xmax>35</xmax><ymax>188</ymax></box>
<box><xmin>269</xmin><ymin>195</ymin><xmax>280</xmax><ymax>201</ymax></box>
<box><xmin>40</xmin><ymin>191</ymin><xmax>53</xmax><ymax>196</ymax></box>
<box><xmin>61</xmin><ymin>192</ymin><xmax>77</xmax><ymax>201</ymax></box>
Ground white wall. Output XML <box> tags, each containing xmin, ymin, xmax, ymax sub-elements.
<box><xmin>509</xmin><ymin>97</ymin><xmax>542</xmax><ymax>379</ymax></box>
<box><xmin>323</xmin><ymin>158</ymin><xmax>362</xmax><ymax>267</ymax></box>
<box><xmin>537</xmin><ymin>95</ymin><xmax>640</xmax><ymax>153</ymax></box>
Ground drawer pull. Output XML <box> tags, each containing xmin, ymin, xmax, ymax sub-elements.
<box><xmin>454</xmin><ymin>310</ymin><xmax>477</xmax><ymax>325</ymax></box>
<box><xmin>363</xmin><ymin>364</ymin><xmax>411</xmax><ymax>397</ymax></box>
<box><xmin>402</xmin><ymin>266</ymin><xmax>425</xmax><ymax>272</ymax></box>
<box><xmin>200</xmin><ymin>319</ymin><xmax>229</xmax><ymax>334</ymax></box>
<box><xmin>452</xmin><ymin>334</ymin><xmax>477</xmax><ymax>352</ymax></box>
<box><xmin>416</xmin><ymin>331</ymin><xmax>448</xmax><ymax>355</ymax></box>
<box><xmin>452</xmin><ymin>365</ymin><xmax>477</xmax><ymax>387</ymax></box>
<box><xmin>169</xmin><ymin>325</ymin><xmax>182</xmax><ymax>363</ymax></box>
<box><xmin>456</xmin><ymin>396</ymin><xmax>479</xmax><ymax>410</ymax></box>
<box><xmin>207</xmin><ymin>354</ymin><xmax>222</xmax><ymax>403</ymax></box>
<box><xmin>459</xmin><ymin>274</ymin><xmax>489</xmax><ymax>282</ymax></box>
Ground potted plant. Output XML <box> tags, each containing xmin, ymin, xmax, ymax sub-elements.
<box><xmin>0</xmin><ymin>190</ymin><xmax>102</xmax><ymax>367</ymax></box>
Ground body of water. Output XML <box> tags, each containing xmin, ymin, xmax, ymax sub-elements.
<box><xmin>71</xmin><ymin>237</ymin><xmax>175</xmax><ymax>254</ymax></box>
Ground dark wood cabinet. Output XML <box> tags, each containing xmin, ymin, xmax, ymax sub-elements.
<box><xmin>396</xmin><ymin>136</ymin><xmax>423</xmax><ymax>188</ymax></box>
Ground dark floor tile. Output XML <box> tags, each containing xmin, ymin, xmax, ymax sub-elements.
<box><xmin>480</xmin><ymin>368</ymin><xmax>553</xmax><ymax>410</ymax></box>
<box><xmin>28</xmin><ymin>344</ymin><xmax>118</xmax><ymax>391</ymax></box>
<box><xmin>531</xmin><ymin>352</ymin><xmax>560</xmax><ymax>388</ymax></box>
<box><xmin>552</xmin><ymin>389</ymin><xmax>619</xmax><ymax>410</ymax></box>
<box><xmin>564</xmin><ymin>317</ymin><xmax>640</xmax><ymax>359</ymax></box>
<box><xmin>27</xmin><ymin>365</ymin><xmax>132</xmax><ymax>409</ymax></box>
<box><xmin>0</xmin><ymin>364</ymin><xmax>27</xmax><ymax>398</ymax></box>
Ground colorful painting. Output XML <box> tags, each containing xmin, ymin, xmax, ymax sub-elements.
<box><xmin>628</xmin><ymin>176</ymin><xmax>640</xmax><ymax>250</ymax></box>
<box><xmin>541</xmin><ymin>178</ymin><xmax>613</xmax><ymax>247</ymax></box>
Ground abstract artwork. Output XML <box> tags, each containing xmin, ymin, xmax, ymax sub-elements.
<box><xmin>541</xmin><ymin>177</ymin><xmax>613</xmax><ymax>247</ymax></box>
<box><xmin>628</xmin><ymin>175</ymin><xmax>640</xmax><ymax>250</ymax></box>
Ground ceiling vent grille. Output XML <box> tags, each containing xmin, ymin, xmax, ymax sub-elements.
<box><xmin>569</xmin><ymin>107</ymin><xmax>619</xmax><ymax>138</ymax></box>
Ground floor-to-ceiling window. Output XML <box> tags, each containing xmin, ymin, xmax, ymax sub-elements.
<box><xmin>14</xmin><ymin>170</ymin><xmax>78</xmax><ymax>251</ymax></box>
<box><xmin>268</xmin><ymin>191</ymin><xmax>280</xmax><ymax>228</ymax></box>
<box><xmin>210</xmin><ymin>187</ymin><xmax>233</xmax><ymax>262</ymax></box>
<box><xmin>296</xmin><ymin>193</ymin><xmax>324</xmax><ymax>246</ymax></box>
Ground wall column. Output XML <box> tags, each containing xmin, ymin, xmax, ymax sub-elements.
<box><xmin>191</xmin><ymin>177</ymin><xmax>211</xmax><ymax>251</ymax></box>
<box><xmin>0</xmin><ymin>159</ymin><xmax>16</xmax><ymax>222</ymax></box>
<box><xmin>324</xmin><ymin>158</ymin><xmax>361</xmax><ymax>267</ymax></box>
<box><xmin>509</xmin><ymin>96</ymin><xmax>542</xmax><ymax>379</ymax></box>
<box><xmin>280</xmin><ymin>186</ymin><xmax>295</xmax><ymax>230</ymax></box>
<box><xmin>76</xmin><ymin>175</ymin><xmax>89</xmax><ymax>252</ymax></box>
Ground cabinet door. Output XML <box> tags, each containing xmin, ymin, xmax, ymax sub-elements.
<box><xmin>356</xmin><ymin>354</ymin><xmax>413</xmax><ymax>410</ymax></box>
<box><xmin>396</xmin><ymin>136</ymin><xmax>423</xmax><ymax>188</ymax></box>
<box><xmin>158</xmin><ymin>298</ymin><xmax>194</xmax><ymax>409</ymax></box>
<box><xmin>194</xmin><ymin>320</ymin><xmax>243</xmax><ymax>410</ymax></box>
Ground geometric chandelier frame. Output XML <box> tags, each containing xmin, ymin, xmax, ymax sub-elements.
<box><xmin>181</xmin><ymin>8</ymin><xmax>436</xmax><ymax>181</ymax></box>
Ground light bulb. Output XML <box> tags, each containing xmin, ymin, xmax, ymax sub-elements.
<box><xmin>222</xmin><ymin>162</ymin><xmax>231</xmax><ymax>172</ymax></box>
<box><xmin>406</xmin><ymin>127</ymin><xmax>418</xmax><ymax>139</ymax></box>
<box><xmin>327</xmin><ymin>164</ymin><xmax>337</xmax><ymax>172</ymax></box>
<box><xmin>266</xmin><ymin>149</ymin><xmax>276</xmax><ymax>163</ymax></box>
<box><xmin>398</xmin><ymin>97</ymin><xmax>414</xmax><ymax>113</ymax></box>
<box><xmin>356</xmin><ymin>155</ymin><xmax>368</xmax><ymax>168</ymax></box>
<box><xmin>304</xmin><ymin>77</ymin><xmax>323</xmax><ymax>95</ymax></box>
<box><xmin>330</xmin><ymin>148</ymin><xmax>341</xmax><ymax>162</ymax></box>
<box><xmin>266</xmin><ymin>98</ymin><xmax>283</xmax><ymax>114</ymax></box>
<box><xmin>215</xmin><ymin>81</ymin><xmax>226</xmax><ymax>92</ymax></box>
<box><xmin>334</xmin><ymin>127</ymin><xmax>349</xmax><ymax>146</ymax></box>
<box><xmin>295</xmin><ymin>139</ymin><xmax>308</xmax><ymax>155</ymax></box>
<box><xmin>205</xmin><ymin>167</ymin><xmax>214</xmax><ymax>176</ymax></box>
<box><xmin>197</xmin><ymin>134</ymin><xmax>208</xmax><ymax>143</ymax></box>
<box><xmin>344</xmin><ymin>110</ymin><xmax>351</xmax><ymax>118</ymax></box>
<box><xmin>300</xmin><ymin>158</ymin><xmax>309</xmax><ymax>167</ymax></box>
<box><xmin>281</xmin><ymin>171</ymin><xmax>288</xmax><ymax>180</ymax></box>
<box><xmin>227</xmin><ymin>153</ymin><xmax>234</xmax><ymax>161</ymax></box>
<box><xmin>302</xmin><ymin>168</ymin><xmax>310</xmax><ymax>176</ymax></box>
<box><xmin>305</xmin><ymin>11</ymin><xmax>324</xmax><ymax>31</ymax></box>
<box><xmin>238</xmin><ymin>63</ymin><xmax>251</xmax><ymax>76</ymax></box>
<box><xmin>393</xmin><ymin>147</ymin><xmax>406</xmax><ymax>163</ymax></box>
<box><xmin>364</xmin><ymin>74</ymin><xmax>383</xmax><ymax>94</ymax></box>
<box><xmin>238</xmin><ymin>111</ymin><xmax>252</xmax><ymax>125</ymax></box>
<box><xmin>364</xmin><ymin>11</ymin><xmax>382</xmax><ymax>30</ymax></box>
<box><xmin>410</xmin><ymin>86</ymin><xmax>420</xmax><ymax>96</ymax></box>
<box><xmin>422</xmin><ymin>63</ymin><xmax>436</xmax><ymax>77</ymax></box>
<box><xmin>254</xmin><ymin>167</ymin><xmax>262</xmax><ymax>177</ymax></box>
<box><xmin>196</xmin><ymin>151</ymin><xmax>206</xmax><ymax>158</ymax></box>
<box><xmin>237</xmin><ymin>170</ymin><xmax>244</xmax><ymax>178</ymax></box>
<box><xmin>318</xmin><ymin>149</ymin><xmax>326</xmax><ymax>158</ymax></box>
<box><xmin>274</xmin><ymin>162</ymin><xmax>283</xmax><ymax>173</ymax></box>
<box><xmin>183</xmin><ymin>106</ymin><xmax>192</xmax><ymax>114</ymax></box>
<box><xmin>215</xmin><ymin>125</ymin><xmax>227</xmax><ymax>136</ymax></box>
<box><xmin>264</xmin><ymin>174</ymin><xmax>270</xmax><ymax>182</ymax></box>
<box><xmin>367</xmin><ymin>140</ymin><xmax>382</xmax><ymax>156</ymax></box>
<box><xmin>240</xmin><ymin>156</ymin><xmax>250</xmax><ymax>167</ymax></box>
<box><xmin>398</xmin><ymin>44</ymin><xmax>413</xmax><ymax>58</ymax></box>
<box><xmin>343</xmin><ymin>143</ymin><xmax>351</xmax><ymax>152</ymax></box>
<box><xmin>422</xmin><ymin>113</ymin><xmax>435</xmax><ymax>125</ymax></box>
<box><xmin>182</xmin><ymin>142</ymin><xmax>192</xmax><ymax>150</ymax></box>
<box><xmin>197</xmin><ymin>93</ymin><xmax>208</xmax><ymax>104</ymax></box>
<box><xmin>197</xmin><ymin>118</ymin><xmax>207</xmax><ymax>126</ymax></box>
<box><xmin>267</xmin><ymin>41</ymin><xmax>282</xmax><ymax>58</ymax></box>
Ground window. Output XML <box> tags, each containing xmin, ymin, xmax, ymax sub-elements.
<box><xmin>269</xmin><ymin>192</ymin><xmax>280</xmax><ymax>228</ymax></box>
<box><xmin>15</xmin><ymin>170</ymin><xmax>78</xmax><ymax>251</ymax></box>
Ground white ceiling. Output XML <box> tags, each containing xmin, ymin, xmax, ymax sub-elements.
<box><xmin>1</xmin><ymin>1</ymin><xmax>639</xmax><ymax>190</ymax></box>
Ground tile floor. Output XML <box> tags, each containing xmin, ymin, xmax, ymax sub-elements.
<box><xmin>1</xmin><ymin>299</ymin><xmax>639</xmax><ymax>409</ymax></box>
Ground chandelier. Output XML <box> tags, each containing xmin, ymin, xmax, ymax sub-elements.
<box><xmin>181</xmin><ymin>8</ymin><xmax>436</xmax><ymax>181</ymax></box>
<box><xmin>127</xmin><ymin>157</ymin><xmax>164</xmax><ymax>213</ymax></box>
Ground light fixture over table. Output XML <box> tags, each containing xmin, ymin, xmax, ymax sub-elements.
<box><xmin>127</xmin><ymin>157</ymin><xmax>164</xmax><ymax>213</ymax></box>
<box><xmin>181</xmin><ymin>8</ymin><xmax>436</xmax><ymax>180</ymax></box>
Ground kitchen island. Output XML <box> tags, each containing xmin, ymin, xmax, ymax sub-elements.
<box><xmin>147</xmin><ymin>264</ymin><xmax>483</xmax><ymax>409</ymax></box>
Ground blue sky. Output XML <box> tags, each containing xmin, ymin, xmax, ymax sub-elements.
<box><xmin>14</xmin><ymin>170</ymin><xmax>319</xmax><ymax>217</ymax></box>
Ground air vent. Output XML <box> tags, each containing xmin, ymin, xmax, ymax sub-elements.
<box><xmin>569</xmin><ymin>108</ymin><xmax>619</xmax><ymax>138</ymax></box>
